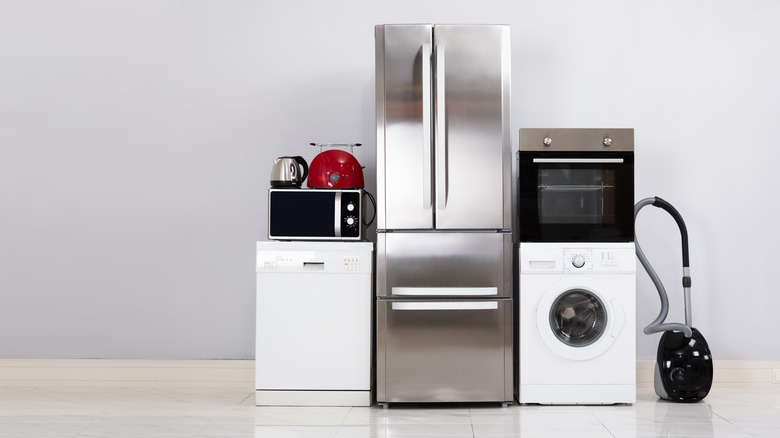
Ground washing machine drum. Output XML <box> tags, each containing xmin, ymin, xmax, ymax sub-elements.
<box><xmin>549</xmin><ymin>290</ymin><xmax>607</xmax><ymax>348</ymax></box>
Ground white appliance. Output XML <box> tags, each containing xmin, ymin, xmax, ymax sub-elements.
<box><xmin>255</xmin><ymin>241</ymin><xmax>373</xmax><ymax>406</ymax></box>
<box><xmin>518</xmin><ymin>242</ymin><xmax>636</xmax><ymax>404</ymax></box>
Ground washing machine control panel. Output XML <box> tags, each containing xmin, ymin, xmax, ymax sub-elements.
<box><xmin>564</xmin><ymin>248</ymin><xmax>635</xmax><ymax>273</ymax></box>
<box><xmin>564</xmin><ymin>250</ymin><xmax>592</xmax><ymax>270</ymax></box>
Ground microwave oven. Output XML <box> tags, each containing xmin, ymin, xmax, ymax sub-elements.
<box><xmin>268</xmin><ymin>188</ymin><xmax>363</xmax><ymax>241</ymax></box>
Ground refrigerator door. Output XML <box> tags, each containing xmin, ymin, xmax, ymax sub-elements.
<box><xmin>376</xmin><ymin>232</ymin><xmax>512</xmax><ymax>298</ymax></box>
<box><xmin>377</xmin><ymin>298</ymin><xmax>512</xmax><ymax>403</ymax></box>
<box><xmin>375</xmin><ymin>24</ymin><xmax>434</xmax><ymax>230</ymax></box>
<box><xmin>433</xmin><ymin>25</ymin><xmax>512</xmax><ymax>230</ymax></box>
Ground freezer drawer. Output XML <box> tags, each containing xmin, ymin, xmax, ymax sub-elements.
<box><xmin>377</xmin><ymin>232</ymin><xmax>512</xmax><ymax>298</ymax></box>
<box><xmin>377</xmin><ymin>298</ymin><xmax>512</xmax><ymax>403</ymax></box>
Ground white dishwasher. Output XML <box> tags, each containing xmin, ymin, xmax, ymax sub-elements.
<box><xmin>255</xmin><ymin>241</ymin><xmax>373</xmax><ymax>406</ymax></box>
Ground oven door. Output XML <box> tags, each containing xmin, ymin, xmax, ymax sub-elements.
<box><xmin>519</xmin><ymin>151</ymin><xmax>633</xmax><ymax>242</ymax></box>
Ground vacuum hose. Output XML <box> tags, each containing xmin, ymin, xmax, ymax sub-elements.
<box><xmin>635</xmin><ymin>197</ymin><xmax>693</xmax><ymax>338</ymax></box>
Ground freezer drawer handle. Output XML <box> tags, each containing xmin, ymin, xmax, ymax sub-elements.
<box><xmin>392</xmin><ymin>287</ymin><xmax>497</xmax><ymax>296</ymax></box>
<box><xmin>391</xmin><ymin>301</ymin><xmax>498</xmax><ymax>311</ymax></box>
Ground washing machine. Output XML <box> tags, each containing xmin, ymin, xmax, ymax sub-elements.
<box><xmin>518</xmin><ymin>242</ymin><xmax>636</xmax><ymax>404</ymax></box>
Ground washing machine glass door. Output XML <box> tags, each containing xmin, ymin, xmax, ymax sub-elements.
<box><xmin>549</xmin><ymin>290</ymin><xmax>607</xmax><ymax>347</ymax></box>
<box><xmin>537</xmin><ymin>277</ymin><xmax>624</xmax><ymax>361</ymax></box>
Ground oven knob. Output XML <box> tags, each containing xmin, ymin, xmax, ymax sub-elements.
<box><xmin>543</xmin><ymin>137</ymin><xmax>553</xmax><ymax>146</ymax></box>
<box><xmin>347</xmin><ymin>202</ymin><xmax>355</xmax><ymax>212</ymax></box>
<box><xmin>572</xmin><ymin>256</ymin><xmax>586</xmax><ymax>268</ymax></box>
<box><xmin>345</xmin><ymin>216</ymin><xmax>357</xmax><ymax>227</ymax></box>
<box><xmin>603</xmin><ymin>137</ymin><xmax>613</xmax><ymax>147</ymax></box>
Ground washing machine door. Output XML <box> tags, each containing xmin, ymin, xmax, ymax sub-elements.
<box><xmin>536</xmin><ymin>276</ymin><xmax>625</xmax><ymax>361</ymax></box>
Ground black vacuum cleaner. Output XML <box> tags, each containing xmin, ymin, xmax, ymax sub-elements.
<box><xmin>635</xmin><ymin>197</ymin><xmax>713</xmax><ymax>402</ymax></box>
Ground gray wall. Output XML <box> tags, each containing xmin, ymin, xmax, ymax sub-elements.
<box><xmin>1</xmin><ymin>0</ymin><xmax>778</xmax><ymax>360</ymax></box>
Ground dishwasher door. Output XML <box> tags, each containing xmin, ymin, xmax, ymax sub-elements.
<box><xmin>377</xmin><ymin>297</ymin><xmax>512</xmax><ymax>403</ymax></box>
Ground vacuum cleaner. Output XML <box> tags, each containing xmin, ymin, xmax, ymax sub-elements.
<box><xmin>635</xmin><ymin>197</ymin><xmax>713</xmax><ymax>402</ymax></box>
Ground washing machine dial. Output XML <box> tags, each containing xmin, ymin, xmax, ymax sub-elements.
<box><xmin>572</xmin><ymin>256</ymin><xmax>586</xmax><ymax>269</ymax></box>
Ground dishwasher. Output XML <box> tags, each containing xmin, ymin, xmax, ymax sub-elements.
<box><xmin>255</xmin><ymin>241</ymin><xmax>373</xmax><ymax>406</ymax></box>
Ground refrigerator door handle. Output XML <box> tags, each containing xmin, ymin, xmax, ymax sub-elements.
<box><xmin>391</xmin><ymin>301</ymin><xmax>499</xmax><ymax>311</ymax></box>
<box><xmin>435</xmin><ymin>43</ymin><xmax>447</xmax><ymax>210</ymax></box>
<box><xmin>422</xmin><ymin>43</ymin><xmax>433</xmax><ymax>210</ymax></box>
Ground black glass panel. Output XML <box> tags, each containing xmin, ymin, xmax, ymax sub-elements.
<box><xmin>269</xmin><ymin>191</ymin><xmax>336</xmax><ymax>238</ymax></box>
<box><xmin>519</xmin><ymin>151</ymin><xmax>634</xmax><ymax>242</ymax></box>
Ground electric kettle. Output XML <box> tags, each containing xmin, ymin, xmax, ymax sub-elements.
<box><xmin>270</xmin><ymin>156</ymin><xmax>308</xmax><ymax>188</ymax></box>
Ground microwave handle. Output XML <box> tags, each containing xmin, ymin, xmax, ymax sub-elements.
<box><xmin>333</xmin><ymin>191</ymin><xmax>342</xmax><ymax>237</ymax></box>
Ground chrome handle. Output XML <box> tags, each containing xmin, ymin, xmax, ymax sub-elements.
<box><xmin>391</xmin><ymin>301</ymin><xmax>499</xmax><ymax>311</ymax></box>
<box><xmin>334</xmin><ymin>191</ymin><xmax>342</xmax><ymax>237</ymax></box>
<box><xmin>392</xmin><ymin>287</ymin><xmax>498</xmax><ymax>296</ymax></box>
<box><xmin>435</xmin><ymin>44</ymin><xmax>447</xmax><ymax>210</ymax></box>
<box><xmin>532</xmin><ymin>158</ymin><xmax>624</xmax><ymax>164</ymax></box>
<box><xmin>421</xmin><ymin>43</ymin><xmax>433</xmax><ymax>210</ymax></box>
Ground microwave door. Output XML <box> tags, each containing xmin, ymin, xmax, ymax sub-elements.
<box><xmin>432</xmin><ymin>25</ymin><xmax>511</xmax><ymax>230</ymax></box>
<box><xmin>376</xmin><ymin>24</ymin><xmax>434</xmax><ymax>231</ymax></box>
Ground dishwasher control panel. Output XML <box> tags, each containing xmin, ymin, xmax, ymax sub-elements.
<box><xmin>256</xmin><ymin>242</ymin><xmax>373</xmax><ymax>274</ymax></box>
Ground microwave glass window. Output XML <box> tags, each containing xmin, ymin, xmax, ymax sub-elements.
<box><xmin>538</xmin><ymin>169</ymin><xmax>616</xmax><ymax>225</ymax></box>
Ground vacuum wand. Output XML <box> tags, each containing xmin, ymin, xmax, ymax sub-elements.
<box><xmin>634</xmin><ymin>196</ymin><xmax>693</xmax><ymax>337</ymax></box>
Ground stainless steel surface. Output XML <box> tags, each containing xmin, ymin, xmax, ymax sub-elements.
<box><xmin>270</xmin><ymin>156</ymin><xmax>307</xmax><ymax>187</ymax></box>
<box><xmin>376</xmin><ymin>232</ymin><xmax>512</xmax><ymax>298</ymax></box>
<box><xmin>520</xmin><ymin>128</ymin><xmax>634</xmax><ymax>152</ymax></box>
<box><xmin>377</xmin><ymin>298</ymin><xmax>512</xmax><ymax>403</ymax></box>
<box><xmin>375</xmin><ymin>24</ymin><xmax>512</xmax><ymax>231</ymax></box>
<box><xmin>375</xmin><ymin>24</ymin><xmax>434</xmax><ymax>230</ymax></box>
<box><xmin>374</xmin><ymin>24</ymin><xmax>513</xmax><ymax>404</ymax></box>
<box><xmin>375</xmin><ymin>232</ymin><xmax>513</xmax><ymax>403</ymax></box>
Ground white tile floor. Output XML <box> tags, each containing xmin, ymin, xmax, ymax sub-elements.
<box><xmin>0</xmin><ymin>386</ymin><xmax>778</xmax><ymax>437</ymax></box>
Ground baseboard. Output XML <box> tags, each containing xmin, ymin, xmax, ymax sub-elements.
<box><xmin>1</xmin><ymin>360</ymin><xmax>778</xmax><ymax>388</ymax></box>
<box><xmin>637</xmin><ymin>360</ymin><xmax>780</xmax><ymax>388</ymax></box>
<box><xmin>0</xmin><ymin>359</ymin><xmax>254</xmax><ymax>388</ymax></box>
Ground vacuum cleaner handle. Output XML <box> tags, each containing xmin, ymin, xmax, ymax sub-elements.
<box><xmin>651</xmin><ymin>197</ymin><xmax>690</xmax><ymax>269</ymax></box>
<box><xmin>635</xmin><ymin>197</ymin><xmax>693</xmax><ymax>338</ymax></box>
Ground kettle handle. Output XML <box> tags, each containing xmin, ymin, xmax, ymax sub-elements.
<box><xmin>291</xmin><ymin>156</ymin><xmax>308</xmax><ymax>183</ymax></box>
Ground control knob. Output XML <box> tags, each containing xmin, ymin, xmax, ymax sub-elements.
<box><xmin>344</xmin><ymin>216</ymin><xmax>358</xmax><ymax>227</ymax></box>
<box><xmin>572</xmin><ymin>255</ymin><xmax>586</xmax><ymax>269</ymax></box>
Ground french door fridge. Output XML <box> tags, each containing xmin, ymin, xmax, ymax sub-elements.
<box><xmin>375</xmin><ymin>24</ymin><xmax>513</xmax><ymax>405</ymax></box>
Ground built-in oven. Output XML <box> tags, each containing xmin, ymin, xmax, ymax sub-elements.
<box><xmin>518</xmin><ymin>129</ymin><xmax>634</xmax><ymax>242</ymax></box>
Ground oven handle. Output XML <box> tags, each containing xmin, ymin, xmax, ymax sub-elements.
<box><xmin>391</xmin><ymin>301</ymin><xmax>498</xmax><ymax>311</ymax></box>
<box><xmin>533</xmin><ymin>158</ymin><xmax>624</xmax><ymax>164</ymax></box>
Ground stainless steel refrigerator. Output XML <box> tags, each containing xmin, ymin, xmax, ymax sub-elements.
<box><xmin>375</xmin><ymin>24</ymin><xmax>513</xmax><ymax>405</ymax></box>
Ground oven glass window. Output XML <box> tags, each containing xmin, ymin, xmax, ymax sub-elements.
<box><xmin>538</xmin><ymin>169</ymin><xmax>616</xmax><ymax>225</ymax></box>
<box><xmin>518</xmin><ymin>151</ymin><xmax>634</xmax><ymax>242</ymax></box>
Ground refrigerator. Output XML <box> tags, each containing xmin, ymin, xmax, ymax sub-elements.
<box><xmin>374</xmin><ymin>24</ymin><xmax>513</xmax><ymax>405</ymax></box>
